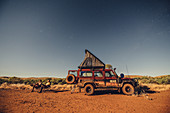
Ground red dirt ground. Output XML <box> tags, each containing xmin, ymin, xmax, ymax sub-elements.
<box><xmin>0</xmin><ymin>89</ymin><xmax>169</xmax><ymax>113</ymax></box>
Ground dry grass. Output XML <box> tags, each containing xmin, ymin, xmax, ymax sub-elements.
<box><xmin>154</xmin><ymin>75</ymin><xmax>169</xmax><ymax>78</ymax></box>
<box><xmin>1</xmin><ymin>82</ymin><xmax>170</xmax><ymax>92</ymax></box>
<box><xmin>140</xmin><ymin>83</ymin><xmax>170</xmax><ymax>91</ymax></box>
<box><xmin>124</xmin><ymin>75</ymin><xmax>170</xmax><ymax>78</ymax></box>
<box><xmin>124</xmin><ymin>75</ymin><xmax>144</xmax><ymax>78</ymax></box>
<box><xmin>0</xmin><ymin>82</ymin><xmax>74</xmax><ymax>91</ymax></box>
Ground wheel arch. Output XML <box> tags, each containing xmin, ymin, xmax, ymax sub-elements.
<box><xmin>84</xmin><ymin>82</ymin><xmax>96</xmax><ymax>88</ymax></box>
<box><xmin>122</xmin><ymin>82</ymin><xmax>133</xmax><ymax>86</ymax></box>
<box><xmin>121</xmin><ymin>80</ymin><xmax>135</xmax><ymax>87</ymax></box>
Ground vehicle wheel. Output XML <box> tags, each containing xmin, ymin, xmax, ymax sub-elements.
<box><xmin>122</xmin><ymin>84</ymin><xmax>134</xmax><ymax>95</ymax></box>
<box><xmin>66</xmin><ymin>74</ymin><xmax>76</xmax><ymax>84</ymax></box>
<box><xmin>84</xmin><ymin>84</ymin><xmax>94</xmax><ymax>95</ymax></box>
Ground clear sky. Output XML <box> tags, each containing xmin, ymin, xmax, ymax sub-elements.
<box><xmin>0</xmin><ymin>0</ymin><xmax>170</xmax><ymax>78</ymax></box>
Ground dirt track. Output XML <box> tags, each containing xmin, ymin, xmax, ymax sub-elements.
<box><xmin>0</xmin><ymin>89</ymin><xmax>169</xmax><ymax>113</ymax></box>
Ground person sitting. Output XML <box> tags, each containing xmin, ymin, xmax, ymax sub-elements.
<box><xmin>31</xmin><ymin>80</ymin><xmax>51</xmax><ymax>93</ymax></box>
<box><xmin>38</xmin><ymin>80</ymin><xmax>51</xmax><ymax>93</ymax></box>
<box><xmin>42</xmin><ymin>80</ymin><xmax>51</xmax><ymax>88</ymax></box>
<box><xmin>31</xmin><ymin>80</ymin><xmax>42</xmax><ymax>92</ymax></box>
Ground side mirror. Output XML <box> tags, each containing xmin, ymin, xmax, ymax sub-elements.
<box><xmin>120</xmin><ymin>73</ymin><xmax>124</xmax><ymax>78</ymax></box>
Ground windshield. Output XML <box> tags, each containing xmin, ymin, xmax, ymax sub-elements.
<box><xmin>105</xmin><ymin>71</ymin><xmax>114</xmax><ymax>77</ymax></box>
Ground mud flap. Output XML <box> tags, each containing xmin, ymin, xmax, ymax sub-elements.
<box><xmin>117</xmin><ymin>87</ymin><xmax>121</xmax><ymax>93</ymax></box>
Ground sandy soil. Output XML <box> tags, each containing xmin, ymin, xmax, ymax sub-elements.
<box><xmin>0</xmin><ymin>89</ymin><xmax>169</xmax><ymax>113</ymax></box>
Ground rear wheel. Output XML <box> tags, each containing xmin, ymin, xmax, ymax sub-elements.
<box><xmin>84</xmin><ymin>84</ymin><xmax>94</xmax><ymax>95</ymax></box>
<box><xmin>66</xmin><ymin>74</ymin><xmax>76</xmax><ymax>84</ymax></box>
<box><xmin>122</xmin><ymin>84</ymin><xmax>134</xmax><ymax>95</ymax></box>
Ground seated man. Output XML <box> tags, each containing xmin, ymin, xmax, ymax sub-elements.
<box><xmin>42</xmin><ymin>80</ymin><xmax>51</xmax><ymax>88</ymax></box>
<box><xmin>31</xmin><ymin>80</ymin><xmax>51</xmax><ymax>93</ymax></box>
<box><xmin>31</xmin><ymin>80</ymin><xmax>42</xmax><ymax>92</ymax></box>
<box><xmin>39</xmin><ymin>80</ymin><xmax>51</xmax><ymax>93</ymax></box>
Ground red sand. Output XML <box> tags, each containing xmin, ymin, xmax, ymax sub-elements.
<box><xmin>0</xmin><ymin>89</ymin><xmax>169</xmax><ymax>113</ymax></box>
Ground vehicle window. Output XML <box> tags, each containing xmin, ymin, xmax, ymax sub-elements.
<box><xmin>94</xmin><ymin>71</ymin><xmax>103</xmax><ymax>77</ymax></box>
<box><xmin>80</xmin><ymin>71</ymin><xmax>92</xmax><ymax>77</ymax></box>
<box><xmin>105</xmin><ymin>71</ymin><xmax>114</xmax><ymax>77</ymax></box>
<box><xmin>69</xmin><ymin>71</ymin><xmax>77</xmax><ymax>76</ymax></box>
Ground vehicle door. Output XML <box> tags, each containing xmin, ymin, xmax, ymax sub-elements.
<box><xmin>105</xmin><ymin>71</ymin><xmax>118</xmax><ymax>87</ymax></box>
<box><xmin>94</xmin><ymin>71</ymin><xmax>105</xmax><ymax>87</ymax></box>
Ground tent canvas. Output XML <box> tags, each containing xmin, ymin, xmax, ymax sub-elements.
<box><xmin>78</xmin><ymin>49</ymin><xmax>105</xmax><ymax>69</ymax></box>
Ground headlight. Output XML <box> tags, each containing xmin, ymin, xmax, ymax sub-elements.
<box><xmin>134</xmin><ymin>78</ymin><xmax>138</xmax><ymax>82</ymax></box>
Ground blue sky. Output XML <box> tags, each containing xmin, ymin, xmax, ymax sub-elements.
<box><xmin>0</xmin><ymin>0</ymin><xmax>170</xmax><ymax>77</ymax></box>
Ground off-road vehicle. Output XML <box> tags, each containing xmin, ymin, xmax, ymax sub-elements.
<box><xmin>66</xmin><ymin>50</ymin><xmax>138</xmax><ymax>95</ymax></box>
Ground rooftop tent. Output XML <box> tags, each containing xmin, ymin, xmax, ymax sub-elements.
<box><xmin>78</xmin><ymin>49</ymin><xmax>105</xmax><ymax>69</ymax></box>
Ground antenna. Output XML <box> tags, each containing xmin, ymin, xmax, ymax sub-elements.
<box><xmin>126</xmin><ymin>65</ymin><xmax>129</xmax><ymax>76</ymax></box>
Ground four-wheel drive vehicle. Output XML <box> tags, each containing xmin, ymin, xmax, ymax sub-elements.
<box><xmin>66</xmin><ymin>49</ymin><xmax>139</xmax><ymax>95</ymax></box>
<box><xmin>66</xmin><ymin>68</ymin><xmax>138</xmax><ymax>95</ymax></box>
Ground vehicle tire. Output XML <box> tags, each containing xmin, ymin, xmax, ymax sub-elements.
<box><xmin>122</xmin><ymin>84</ymin><xmax>134</xmax><ymax>95</ymax></box>
<box><xmin>84</xmin><ymin>84</ymin><xmax>94</xmax><ymax>95</ymax></box>
<box><xmin>66</xmin><ymin>74</ymin><xmax>76</xmax><ymax>84</ymax></box>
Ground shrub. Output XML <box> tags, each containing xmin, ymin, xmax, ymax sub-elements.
<box><xmin>8</xmin><ymin>77</ymin><xmax>24</xmax><ymax>84</ymax></box>
<box><xmin>139</xmin><ymin>75</ymin><xmax>170</xmax><ymax>84</ymax></box>
<box><xmin>0</xmin><ymin>77</ymin><xmax>67</xmax><ymax>85</ymax></box>
<box><xmin>0</xmin><ymin>79</ymin><xmax>7</xmax><ymax>85</ymax></box>
<box><xmin>50</xmin><ymin>78</ymin><xmax>66</xmax><ymax>85</ymax></box>
<box><xmin>61</xmin><ymin>79</ymin><xmax>66</xmax><ymax>84</ymax></box>
<box><xmin>23</xmin><ymin>79</ymin><xmax>34</xmax><ymax>85</ymax></box>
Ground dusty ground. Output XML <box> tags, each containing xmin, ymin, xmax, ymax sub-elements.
<box><xmin>0</xmin><ymin>89</ymin><xmax>169</xmax><ymax>113</ymax></box>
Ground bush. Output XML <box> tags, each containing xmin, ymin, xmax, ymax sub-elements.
<box><xmin>157</xmin><ymin>79</ymin><xmax>164</xmax><ymax>84</ymax></box>
<box><xmin>50</xmin><ymin>78</ymin><xmax>66</xmax><ymax>85</ymax></box>
<box><xmin>8</xmin><ymin>77</ymin><xmax>24</xmax><ymax>84</ymax></box>
<box><xmin>0</xmin><ymin>79</ymin><xmax>7</xmax><ymax>85</ymax></box>
<box><xmin>23</xmin><ymin>79</ymin><xmax>36</xmax><ymax>85</ymax></box>
<box><xmin>139</xmin><ymin>75</ymin><xmax>170</xmax><ymax>84</ymax></box>
<box><xmin>0</xmin><ymin>77</ymin><xmax>67</xmax><ymax>85</ymax></box>
<box><xmin>50</xmin><ymin>79</ymin><xmax>58</xmax><ymax>84</ymax></box>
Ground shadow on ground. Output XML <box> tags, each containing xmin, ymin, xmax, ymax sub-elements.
<box><xmin>44</xmin><ymin>90</ymin><xmax>69</xmax><ymax>93</ymax></box>
<box><xmin>91</xmin><ymin>85</ymin><xmax>158</xmax><ymax>96</ymax></box>
<box><xmin>93</xmin><ymin>90</ymin><xmax>121</xmax><ymax>96</ymax></box>
<box><xmin>140</xmin><ymin>85</ymin><xmax>158</xmax><ymax>93</ymax></box>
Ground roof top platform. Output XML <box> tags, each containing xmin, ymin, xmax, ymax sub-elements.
<box><xmin>78</xmin><ymin>49</ymin><xmax>105</xmax><ymax>69</ymax></box>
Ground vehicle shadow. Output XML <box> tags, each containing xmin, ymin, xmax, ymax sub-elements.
<box><xmin>93</xmin><ymin>90</ymin><xmax>121</xmax><ymax>96</ymax></box>
<box><xmin>92</xmin><ymin>85</ymin><xmax>158</xmax><ymax>96</ymax></box>
<box><xmin>138</xmin><ymin>85</ymin><xmax>157</xmax><ymax>94</ymax></box>
<box><xmin>43</xmin><ymin>89</ymin><xmax>69</xmax><ymax>93</ymax></box>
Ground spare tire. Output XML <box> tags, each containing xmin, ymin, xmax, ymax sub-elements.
<box><xmin>66</xmin><ymin>74</ymin><xmax>76</xmax><ymax>84</ymax></box>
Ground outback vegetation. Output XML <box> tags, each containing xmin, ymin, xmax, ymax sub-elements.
<box><xmin>0</xmin><ymin>76</ymin><xmax>66</xmax><ymax>85</ymax></box>
<box><xmin>134</xmin><ymin>75</ymin><xmax>170</xmax><ymax>84</ymax></box>
<box><xmin>0</xmin><ymin>75</ymin><xmax>169</xmax><ymax>85</ymax></box>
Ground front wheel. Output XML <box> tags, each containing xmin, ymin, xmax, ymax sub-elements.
<box><xmin>122</xmin><ymin>84</ymin><xmax>134</xmax><ymax>95</ymax></box>
<box><xmin>84</xmin><ymin>84</ymin><xmax>94</xmax><ymax>95</ymax></box>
